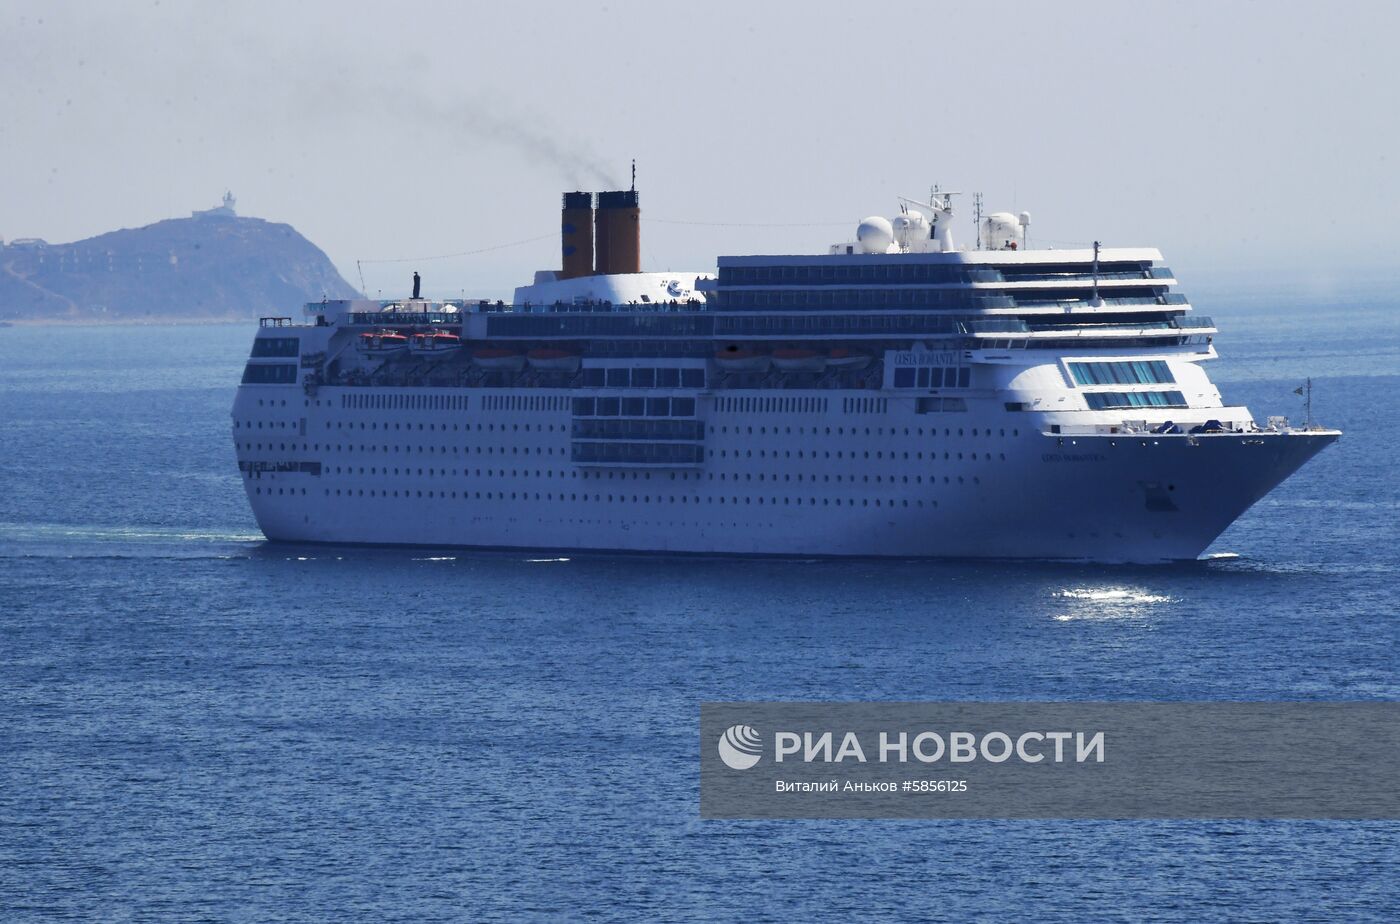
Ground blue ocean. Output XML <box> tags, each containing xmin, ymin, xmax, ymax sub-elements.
<box><xmin>1</xmin><ymin>285</ymin><xmax>1397</xmax><ymax>921</ymax></box>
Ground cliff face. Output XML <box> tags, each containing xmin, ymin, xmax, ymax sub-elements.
<box><xmin>0</xmin><ymin>213</ymin><xmax>359</xmax><ymax>321</ymax></box>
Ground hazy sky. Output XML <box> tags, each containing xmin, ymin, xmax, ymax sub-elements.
<box><xmin>3</xmin><ymin>0</ymin><xmax>1397</xmax><ymax>299</ymax></box>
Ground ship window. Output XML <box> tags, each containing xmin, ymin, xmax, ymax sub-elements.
<box><xmin>607</xmin><ymin>369</ymin><xmax>629</xmax><ymax>387</ymax></box>
<box><xmin>1084</xmin><ymin>390</ymin><xmax>1187</xmax><ymax>410</ymax></box>
<box><xmin>241</xmin><ymin>363</ymin><xmax>296</xmax><ymax>384</ymax></box>
<box><xmin>1069</xmin><ymin>360</ymin><xmax>1174</xmax><ymax>386</ymax></box>
<box><xmin>894</xmin><ymin>368</ymin><xmax>915</xmax><ymax>388</ymax></box>
<box><xmin>632</xmin><ymin>368</ymin><xmax>656</xmax><ymax>387</ymax></box>
<box><xmin>656</xmin><ymin>368</ymin><xmax>680</xmax><ymax>388</ymax></box>
<box><xmin>250</xmin><ymin>337</ymin><xmax>299</xmax><ymax>358</ymax></box>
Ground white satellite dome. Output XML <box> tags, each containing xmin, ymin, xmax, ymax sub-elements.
<box><xmin>984</xmin><ymin>211</ymin><xmax>1022</xmax><ymax>251</ymax></box>
<box><xmin>856</xmin><ymin>216</ymin><xmax>895</xmax><ymax>254</ymax></box>
<box><xmin>892</xmin><ymin>211</ymin><xmax>930</xmax><ymax>248</ymax></box>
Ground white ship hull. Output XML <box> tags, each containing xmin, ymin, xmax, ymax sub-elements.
<box><xmin>234</xmin><ymin>192</ymin><xmax>1341</xmax><ymax>562</ymax></box>
<box><xmin>234</xmin><ymin>384</ymin><xmax>1336</xmax><ymax>562</ymax></box>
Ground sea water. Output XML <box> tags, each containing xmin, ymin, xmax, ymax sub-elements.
<box><xmin>1</xmin><ymin>291</ymin><xmax>1397</xmax><ymax>920</ymax></box>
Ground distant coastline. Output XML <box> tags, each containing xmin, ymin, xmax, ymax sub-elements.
<box><xmin>1</xmin><ymin>316</ymin><xmax>261</xmax><ymax>327</ymax></box>
<box><xmin>0</xmin><ymin>194</ymin><xmax>358</xmax><ymax>323</ymax></box>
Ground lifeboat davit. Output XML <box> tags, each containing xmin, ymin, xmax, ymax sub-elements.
<box><xmin>526</xmin><ymin>348</ymin><xmax>581</xmax><ymax>373</ymax></box>
<box><xmin>772</xmin><ymin>348</ymin><xmax>826</xmax><ymax>373</ymax></box>
<box><xmin>826</xmin><ymin>348</ymin><xmax>872</xmax><ymax>371</ymax></box>
<box><xmin>408</xmin><ymin>330</ymin><xmax>462</xmax><ymax>356</ymax></box>
<box><xmin>472</xmin><ymin>348</ymin><xmax>525</xmax><ymax>371</ymax></box>
<box><xmin>358</xmin><ymin>329</ymin><xmax>410</xmax><ymax>356</ymax></box>
<box><xmin>714</xmin><ymin>346</ymin><xmax>770</xmax><ymax>373</ymax></box>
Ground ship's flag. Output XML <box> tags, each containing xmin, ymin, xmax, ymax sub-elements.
<box><xmin>1293</xmin><ymin>385</ymin><xmax>1305</xmax><ymax>395</ymax></box>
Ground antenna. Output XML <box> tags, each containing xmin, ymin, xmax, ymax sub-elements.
<box><xmin>972</xmin><ymin>192</ymin><xmax>984</xmax><ymax>250</ymax></box>
<box><xmin>902</xmin><ymin>188</ymin><xmax>961</xmax><ymax>251</ymax></box>
<box><xmin>631</xmin><ymin>159</ymin><xmax>636</xmax><ymax>191</ymax></box>
<box><xmin>1089</xmin><ymin>241</ymin><xmax>1103</xmax><ymax>307</ymax></box>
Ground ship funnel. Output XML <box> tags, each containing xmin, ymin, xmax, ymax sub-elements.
<box><xmin>594</xmin><ymin>189</ymin><xmax>640</xmax><ymax>275</ymax></box>
<box><xmin>560</xmin><ymin>191</ymin><xmax>594</xmax><ymax>280</ymax></box>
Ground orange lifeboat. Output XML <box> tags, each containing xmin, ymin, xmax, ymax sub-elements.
<box><xmin>408</xmin><ymin>330</ymin><xmax>462</xmax><ymax>356</ymax></box>
<box><xmin>826</xmin><ymin>348</ymin><xmax>872</xmax><ymax>371</ymax></box>
<box><xmin>358</xmin><ymin>329</ymin><xmax>410</xmax><ymax>356</ymax></box>
<box><xmin>772</xmin><ymin>348</ymin><xmax>826</xmax><ymax>373</ymax></box>
<box><xmin>471</xmin><ymin>348</ymin><xmax>525</xmax><ymax>372</ymax></box>
<box><xmin>526</xmin><ymin>348</ymin><xmax>581</xmax><ymax>373</ymax></box>
<box><xmin>714</xmin><ymin>345</ymin><xmax>770</xmax><ymax>373</ymax></box>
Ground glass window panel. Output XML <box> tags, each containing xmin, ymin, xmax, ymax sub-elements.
<box><xmin>241</xmin><ymin>363</ymin><xmax>297</xmax><ymax>384</ymax></box>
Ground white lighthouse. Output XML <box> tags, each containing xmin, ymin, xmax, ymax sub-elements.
<box><xmin>192</xmin><ymin>191</ymin><xmax>237</xmax><ymax>219</ymax></box>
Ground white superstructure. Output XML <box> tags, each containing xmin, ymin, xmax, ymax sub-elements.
<box><xmin>231</xmin><ymin>188</ymin><xmax>1339</xmax><ymax>562</ymax></box>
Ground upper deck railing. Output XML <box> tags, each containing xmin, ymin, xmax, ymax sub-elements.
<box><xmin>347</xmin><ymin>312</ymin><xmax>463</xmax><ymax>326</ymax></box>
<box><xmin>334</xmin><ymin>298</ymin><xmax>709</xmax><ymax>327</ymax></box>
<box><xmin>717</xmin><ymin>263</ymin><xmax>1175</xmax><ymax>286</ymax></box>
<box><xmin>329</xmin><ymin>296</ymin><xmax>1190</xmax><ymax>327</ymax></box>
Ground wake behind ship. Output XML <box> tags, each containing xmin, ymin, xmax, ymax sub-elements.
<box><xmin>231</xmin><ymin>187</ymin><xmax>1338</xmax><ymax>562</ymax></box>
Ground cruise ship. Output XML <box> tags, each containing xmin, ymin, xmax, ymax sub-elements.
<box><xmin>231</xmin><ymin>187</ymin><xmax>1339</xmax><ymax>562</ymax></box>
